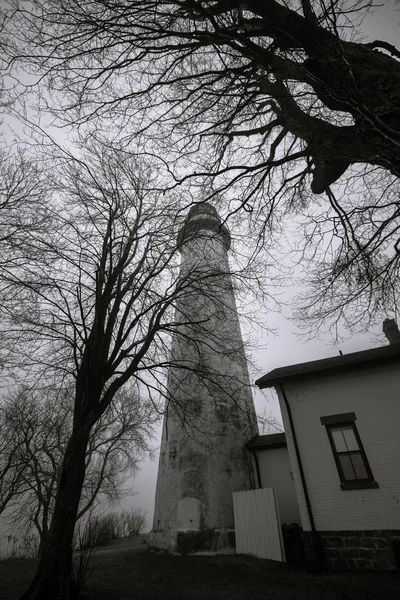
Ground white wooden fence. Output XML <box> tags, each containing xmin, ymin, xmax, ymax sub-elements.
<box><xmin>233</xmin><ymin>487</ymin><xmax>285</xmax><ymax>562</ymax></box>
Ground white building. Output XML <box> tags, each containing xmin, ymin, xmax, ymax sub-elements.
<box><xmin>246</xmin><ymin>433</ymin><xmax>300</xmax><ymax>527</ymax></box>
<box><xmin>256</xmin><ymin>322</ymin><xmax>400</xmax><ymax>571</ymax></box>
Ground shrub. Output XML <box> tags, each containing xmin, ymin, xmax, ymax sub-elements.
<box><xmin>76</xmin><ymin>508</ymin><xmax>147</xmax><ymax>550</ymax></box>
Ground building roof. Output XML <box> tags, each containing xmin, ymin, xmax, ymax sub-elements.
<box><xmin>256</xmin><ymin>343</ymin><xmax>400</xmax><ymax>389</ymax></box>
<box><xmin>246</xmin><ymin>433</ymin><xmax>286</xmax><ymax>450</ymax></box>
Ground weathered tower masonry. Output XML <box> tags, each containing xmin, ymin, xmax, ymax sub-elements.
<box><xmin>151</xmin><ymin>203</ymin><xmax>258</xmax><ymax>553</ymax></box>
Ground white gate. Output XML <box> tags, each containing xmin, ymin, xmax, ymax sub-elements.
<box><xmin>233</xmin><ymin>487</ymin><xmax>285</xmax><ymax>562</ymax></box>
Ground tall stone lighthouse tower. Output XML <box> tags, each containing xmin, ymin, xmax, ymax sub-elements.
<box><xmin>151</xmin><ymin>203</ymin><xmax>258</xmax><ymax>553</ymax></box>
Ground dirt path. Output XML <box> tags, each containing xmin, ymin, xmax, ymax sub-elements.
<box><xmin>92</xmin><ymin>534</ymin><xmax>150</xmax><ymax>555</ymax></box>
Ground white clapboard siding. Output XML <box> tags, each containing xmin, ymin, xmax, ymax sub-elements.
<box><xmin>233</xmin><ymin>487</ymin><xmax>285</xmax><ymax>562</ymax></box>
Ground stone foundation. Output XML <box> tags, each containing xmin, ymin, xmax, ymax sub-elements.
<box><xmin>149</xmin><ymin>528</ymin><xmax>236</xmax><ymax>554</ymax></box>
<box><xmin>319</xmin><ymin>530</ymin><xmax>400</xmax><ymax>571</ymax></box>
<box><xmin>177</xmin><ymin>528</ymin><xmax>236</xmax><ymax>554</ymax></box>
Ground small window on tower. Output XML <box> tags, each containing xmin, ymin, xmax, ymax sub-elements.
<box><xmin>320</xmin><ymin>414</ymin><xmax>379</xmax><ymax>490</ymax></box>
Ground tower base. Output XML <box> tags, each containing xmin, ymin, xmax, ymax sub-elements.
<box><xmin>149</xmin><ymin>528</ymin><xmax>236</xmax><ymax>554</ymax></box>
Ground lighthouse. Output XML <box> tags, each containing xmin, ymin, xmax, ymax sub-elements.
<box><xmin>151</xmin><ymin>203</ymin><xmax>258</xmax><ymax>553</ymax></box>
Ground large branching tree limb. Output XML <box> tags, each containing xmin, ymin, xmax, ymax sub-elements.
<box><xmin>7</xmin><ymin>0</ymin><xmax>400</xmax><ymax>190</ymax></box>
<box><xmin>5</xmin><ymin>0</ymin><xmax>400</xmax><ymax>332</ymax></box>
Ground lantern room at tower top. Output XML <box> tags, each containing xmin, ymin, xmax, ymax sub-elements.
<box><xmin>176</xmin><ymin>202</ymin><xmax>231</xmax><ymax>250</ymax></box>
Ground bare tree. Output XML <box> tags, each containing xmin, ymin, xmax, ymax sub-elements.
<box><xmin>75</xmin><ymin>507</ymin><xmax>148</xmax><ymax>550</ymax></box>
<box><xmin>0</xmin><ymin>149</ymin><xmax>49</xmax><ymax>249</ymax></box>
<box><xmin>80</xmin><ymin>386</ymin><xmax>156</xmax><ymax>518</ymax></box>
<box><xmin>1</xmin><ymin>388</ymin><xmax>71</xmax><ymax>556</ymax></box>
<box><xmin>0</xmin><ymin>146</ymin><xmax>176</xmax><ymax>600</ymax></box>
<box><xmin>0</xmin><ymin>397</ymin><xmax>30</xmax><ymax>515</ymax></box>
<box><xmin>2</xmin><ymin>385</ymin><xmax>156</xmax><ymax>557</ymax></box>
<box><xmin>6</xmin><ymin>0</ymin><xmax>400</xmax><ymax>332</ymax></box>
<box><xmin>0</xmin><ymin>140</ymin><xmax>260</xmax><ymax>599</ymax></box>
<box><xmin>120</xmin><ymin>508</ymin><xmax>147</xmax><ymax>538</ymax></box>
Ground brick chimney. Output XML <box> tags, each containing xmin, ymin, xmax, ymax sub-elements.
<box><xmin>382</xmin><ymin>318</ymin><xmax>400</xmax><ymax>345</ymax></box>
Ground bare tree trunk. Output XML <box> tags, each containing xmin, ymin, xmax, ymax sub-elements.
<box><xmin>37</xmin><ymin>535</ymin><xmax>47</xmax><ymax>559</ymax></box>
<box><xmin>37</xmin><ymin>521</ymin><xmax>50</xmax><ymax>558</ymax></box>
<box><xmin>20</xmin><ymin>421</ymin><xmax>91</xmax><ymax>600</ymax></box>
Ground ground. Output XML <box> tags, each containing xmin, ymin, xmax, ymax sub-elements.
<box><xmin>1</xmin><ymin>537</ymin><xmax>399</xmax><ymax>599</ymax></box>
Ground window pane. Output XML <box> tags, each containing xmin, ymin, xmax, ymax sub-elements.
<box><xmin>331</xmin><ymin>425</ymin><xmax>359</xmax><ymax>452</ymax></box>
<box><xmin>339</xmin><ymin>454</ymin><xmax>356</xmax><ymax>480</ymax></box>
<box><xmin>350</xmin><ymin>453</ymin><xmax>369</xmax><ymax>479</ymax></box>
<box><xmin>342</xmin><ymin>428</ymin><xmax>359</xmax><ymax>451</ymax></box>
<box><xmin>331</xmin><ymin>428</ymin><xmax>347</xmax><ymax>452</ymax></box>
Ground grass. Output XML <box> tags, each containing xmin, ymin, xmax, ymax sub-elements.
<box><xmin>1</xmin><ymin>539</ymin><xmax>399</xmax><ymax>600</ymax></box>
